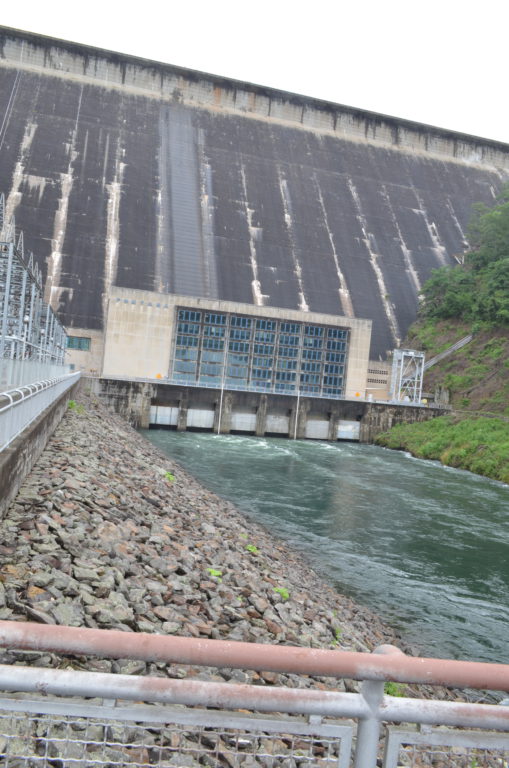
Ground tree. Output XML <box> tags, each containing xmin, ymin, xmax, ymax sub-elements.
<box><xmin>419</xmin><ymin>186</ymin><xmax>509</xmax><ymax>325</ymax></box>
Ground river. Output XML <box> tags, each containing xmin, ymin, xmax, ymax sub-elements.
<box><xmin>142</xmin><ymin>429</ymin><xmax>509</xmax><ymax>664</ymax></box>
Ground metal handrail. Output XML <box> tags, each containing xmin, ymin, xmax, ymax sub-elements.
<box><xmin>0</xmin><ymin>371</ymin><xmax>80</xmax><ymax>451</ymax></box>
<box><xmin>0</xmin><ymin>621</ymin><xmax>508</xmax><ymax>768</ymax></box>
<box><xmin>1</xmin><ymin>620</ymin><xmax>508</xmax><ymax>692</ymax></box>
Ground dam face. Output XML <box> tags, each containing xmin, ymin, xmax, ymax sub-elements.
<box><xmin>1</xmin><ymin>27</ymin><xmax>508</xmax><ymax>359</ymax></box>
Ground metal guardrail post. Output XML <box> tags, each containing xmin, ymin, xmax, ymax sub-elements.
<box><xmin>354</xmin><ymin>679</ymin><xmax>385</xmax><ymax>767</ymax></box>
<box><xmin>353</xmin><ymin>644</ymin><xmax>405</xmax><ymax>767</ymax></box>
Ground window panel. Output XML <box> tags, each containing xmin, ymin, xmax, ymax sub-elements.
<box><xmin>279</xmin><ymin>334</ymin><xmax>299</xmax><ymax>346</ymax></box>
<box><xmin>230</xmin><ymin>316</ymin><xmax>252</xmax><ymax>328</ymax></box>
<box><xmin>67</xmin><ymin>336</ymin><xmax>91</xmax><ymax>351</ymax></box>
<box><xmin>229</xmin><ymin>341</ymin><xmax>250</xmax><ymax>353</ymax></box>
<box><xmin>252</xmin><ymin>356</ymin><xmax>273</xmax><ymax>368</ymax></box>
<box><xmin>253</xmin><ymin>343</ymin><xmax>274</xmax><ymax>355</ymax></box>
<box><xmin>204</xmin><ymin>313</ymin><xmax>226</xmax><ymax>325</ymax></box>
<box><xmin>177</xmin><ymin>322</ymin><xmax>200</xmax><ymax>335</ymax></box>
<box><xmin>255</xmin><ymin>331</ymin><xmax>275</xmax><ymax>343</ymax></box>
<box><xmin>202</xmin><ymin>350</ymin><xmax>223</xmax><ymax>363</ymax></box>
<box><xmin>327</xmin><ymin>327</ymin><xmax>347</xmax><ymax>339</ymax></box>
<box><xmin>228</xmin><ymin>353</ymin><xmax>249</xmax><ymax>365</ymax></box>
<box><xmin>178</xmin><ymin>310</ymin><xmax>201</xmax><ymax>322</ymax></box>
<box><xmin>203</xmin><ymin>338</ymin><xmax>224</xmax><ymax>350</ymax></box>
<box><xmin>327</xmin><ymin>339</ymin><xmax>346</xmax><ymax>351</ymax></box>
<box><xmin>176</xmin><ymin>348</ymin><xmax>198</xmax><ymax>360</ymax></box>
<box><xmin>256</xmin><ymin>319</ymin><xmax>276</xmax><ymax>330</ymax></box>
<box><xmin>280</xmin><ymin>322</ymin><xmax>299</xmax><ymax>334</ymax></box>
<box><xmin>204</xmin><ymin>325</ymin><xmax>225</xmax><ymax>337</ymax></box>
<box><xmin>278</xmin><ymin>345</ymin><xmax>299</xmax><ymax>358</ymax></box>
<box><xmin>304</xmin><ymin>325</ymin><xmax>324</xmax><ymax>337</ymax></box>
<box><xmin>176</xmin><ymin>335</ymin><xmax>199</xmax><ymax>347</ymax></box>
<box><xmin>230</xmin><ymin>328</ymin><xmax>251</xmax><ymax>340</ymax></box>
<box><xmin>303</xmin><ymin>337</ymin><xmax>323</xmax><ymax>349</ymax></box>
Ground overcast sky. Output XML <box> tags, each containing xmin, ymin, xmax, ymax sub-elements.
<box><xmin>2</xmin><ymin>0</ymin><xmax>508</xmax><ymax>144</ymax></box>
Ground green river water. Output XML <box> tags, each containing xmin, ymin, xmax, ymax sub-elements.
<box><xmin>142</xmin><ymin>429</ymin><xmax>509</xmax><ymax>664</ymax></box>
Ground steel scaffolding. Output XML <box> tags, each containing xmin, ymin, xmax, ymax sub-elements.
<box><xmin>389</xmin><ymin>349</ymin><xmax>425</xmax><ymax>403</ymax></box>
<box><xmin>0</xmin><ymin>194</ymin><xmax>66</xmax><ymax>367</ymax></box>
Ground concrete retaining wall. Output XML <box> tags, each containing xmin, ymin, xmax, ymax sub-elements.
<box><xmin>89</xmin><ymin>377</ymin><xmax>443</xmax><ymax>444</ymax></box>
<box><xmin>0</xmin><ymin>380</ymin><xmax>80</xmax><ymax>517</ymax></box>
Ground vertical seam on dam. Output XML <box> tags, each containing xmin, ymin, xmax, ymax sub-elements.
<box><xmin>314</xmin><ymin>173</ymin><xmax>354</xmax><ymax>318</ymax></box>
<box><xmin>380</xmin><ymin>184</ymin><xmax>421</xmax><ymax>297</ymax></box>
<box><xmin>278</xmin><ymin>170</ymin><xmax>309</xmax><ymax>313</ymax></box>
<box><xmin>103</xmin><ymin>138</ymin><xmax>125</xmax><ymax>321</ymax></box>
<box><xmin>239</xmin><ymin>163</ymin><xmax>265</xmax><ymax>307</ymax></box>
<box><xmin>347</xmin><ymin>178</ymin><xmax>401</xmax><ymax>347</ymax></box>
<box><xmin>46</xmin><ymin>85</ymin><xmax>84</xmax><ymax>311</ymax></box>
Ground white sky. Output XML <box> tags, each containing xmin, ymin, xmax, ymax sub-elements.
<box><xmin>2</xmin><ymin>0</ymin><xmax>508</xmax><ymax>144</ymax></box>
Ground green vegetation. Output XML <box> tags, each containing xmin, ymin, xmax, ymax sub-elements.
<box><xmin>164</xmin><ymin>471</ymin><xmax>175</xmax><ymax>483</ymax></box>
<box><xmin>245</xmin><ymin>544</ymin><xmax>259</xmax><ymax>554</ymax></box>
<box><xmin>206</xmin><ymin>568</ymin><xmax>222</xmax><ymax>582</ymax></box>
<box><xmin>376</xmin><ymin>415</ymin><xmax>509</xmax><ymax>484</ymax></box>
<box><xmin>419</xmin><ymin>185</ymin><xmax>509</xmax><ymax>326</ymax></box>
<box><xmin>273</xmin><ymin>586</ymin><xmax>290</xmax><ymax>601</ymax></box>
<box><xmin>378</xmin><ymin>188</ymin><xmax>509</xmax><ymax>483</ymax></box>
<box><xmin>68</xmin><ymin>400</ymin><xmax>85</xmax><ymax>414</ymax></box>
<box><xmin>384</xmin><ymin>681</ymin><xmax>405</xmax><ymax>697</ymax></box>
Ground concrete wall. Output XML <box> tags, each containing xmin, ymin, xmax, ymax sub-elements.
<box><xmin>0</xmin><ymin>379</ymin><xmax>80</xmax><ymax>517</ymax></box>
<box><xmin>66</xmin><ymin>328</ymin><xmax>104</xmax><ymax>374</ymax></box>
<box><xmin>358</xmin><ymin>402</ymin><xmax>443</xmax><ymax>443</ymax></box>
<box><xmin>90</xmin><ymin>376</ymin><xmax>442</xmax><ymax>443</ymax></box>
<box><xmin>1</xmin><ymin>27</ymin><xmax>508</xmax><ymax>361</ymax></box>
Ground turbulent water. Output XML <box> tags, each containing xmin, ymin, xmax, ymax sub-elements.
<box><xmin>142</xmin><ymin>429</ymin><xmax>509</xmax><ymax>664</ymax></box>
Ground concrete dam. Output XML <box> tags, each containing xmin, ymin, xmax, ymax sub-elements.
<box><xmin>1</xmin><ymin>26</ymin><xmax>509</xmax><ymax>366</ymax></box>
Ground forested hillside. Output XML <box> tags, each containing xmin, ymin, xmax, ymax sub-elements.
<box><xmin>376</xmin><ymin>188</ymin><xmax>509</xmax><ymax>483</ymax></box>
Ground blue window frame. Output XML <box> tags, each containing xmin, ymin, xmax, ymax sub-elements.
<box><xmin>327</xmin><ymin>327</ymin><xmax>347</xmax><ymax>339</ymax></box>
<box><xmin>178</xmin><ymin>310</ymin><xmax>201</xmax><ymax>322</ymax></box>
<box><xmin>204</xmin><ymin>313</ymin><xmax>226</xmax><ymax>325</ymax></box>
<box><xmin>177</xmin><ymin>322</ymin><xmax>200</xmax><ymax>335</ymax></box>
<box><xmin>253</xmin><ymin>344</ymin><xmax>274</xmax><ymax>355</ymax></box>
<box><xmin>229</xmin><ymin>341</ymin><xmax>250</xmax><ymax>353</ymax></box>
<box><xmin>67</xmin><ymin>336</ymin><xmax>91</xmax><ymax>351</ymax></box>
<box><xmin>230</xmin><ymin>316</ymin><xmax>252</xmax><ymax>328</ymax></box>
<box><xmin>278</xmin><ymin>345</ymin><xmax>299</xmax><ymax>358</ymax></box>
<box><xmin>304</xmin><ymin>325</ymin><xmax>324</xmax><ymax>337</ymax></box>
<box><xmin>203</xmin><ymin>325</ymin><xmax>225</xmax><ymax>337</ymax></box>
<box><xmin>327</xmin><ymin>339</ymin><xmax>346</xmax><ymax>351</ymax></box>
<box><xmin>202</xmin><ymin>338</ymin><xmax>224</xmax><ymax>350</ymax></box>
<box><xmin>303</xmin><ymin>337</ymin><xmax>323</xmax><ymax>349</ymax></box>
<box><xmin>280</xmin><ymin>322</ymin><xmax>300</xmax><ymax>334</ymax></box>
<box><xmin>279</xmin><ymin>334</ymin><xmax>299</xmax><ymax>346</ymax></box>
<box><xmin>252</xmin><ymin>356</ymin><xmax>273</xmax><ymax>368</ymax></box>
<box><xmin>256</xmin><ymin>319</ymin><xmax>276</xmax><ymax>331</ymax></box>
<box><xmin>176</xmin><ymin>335</ymin><xmax>199</xmax><ymax>347</ymax></box>
<box><xmin>230</xmin><ymin>328</ymin><xmax>251</xmax><ymax>340</ymax></box>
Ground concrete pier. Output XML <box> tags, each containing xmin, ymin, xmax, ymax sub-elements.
<box><xmin>89</xmin><ymin>377</ymin><xmax>442</xmax><ymax>444</ymax></box>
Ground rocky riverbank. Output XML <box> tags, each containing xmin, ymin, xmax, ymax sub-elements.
<box><xmin>1</xmin><ymin>388</ymin><xmax>403</xmax><ymax>690</ymax></box>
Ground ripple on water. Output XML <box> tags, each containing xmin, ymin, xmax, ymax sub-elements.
<box><xmin>142</xmin><ymin>429</ymin><xmax>509</xmax><ymax>664</ymax></box>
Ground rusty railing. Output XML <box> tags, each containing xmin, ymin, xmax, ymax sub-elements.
<box><xmin>0</xmin><ymin>620</ymin><xmax>508</xmax><ymax>767</ymax></box>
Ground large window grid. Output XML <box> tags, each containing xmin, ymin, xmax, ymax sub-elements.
<box><xmin>171</xmin><ymin>309</ymin><xmax>349</xmax><ymax>397</ymax></box>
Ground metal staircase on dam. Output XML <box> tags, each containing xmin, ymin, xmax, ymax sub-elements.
<box><xmin>423</xmin><ymin>334</ymin><xmax>474</xmax><ymax>370</ymax></box>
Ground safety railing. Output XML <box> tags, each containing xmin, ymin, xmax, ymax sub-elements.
<box><xmin>0</xmin><ymin>358</ymin><xmax>73</xmax><ymax>391</ymax></box>
<box><xmin>0</xmin><ymin>371</ymin><xmax>80</xmax><ymax>452</ymax></box>
<box><xmin>0</xmin><ymin>620</ymin><xmax>507</xmax><ymax>767</ymax></box>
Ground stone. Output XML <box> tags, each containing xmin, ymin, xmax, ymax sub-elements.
<box><xmin>51</xmin><ymin>602</ymin><xmax>85</xmax><ymax>627</ymax></box>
